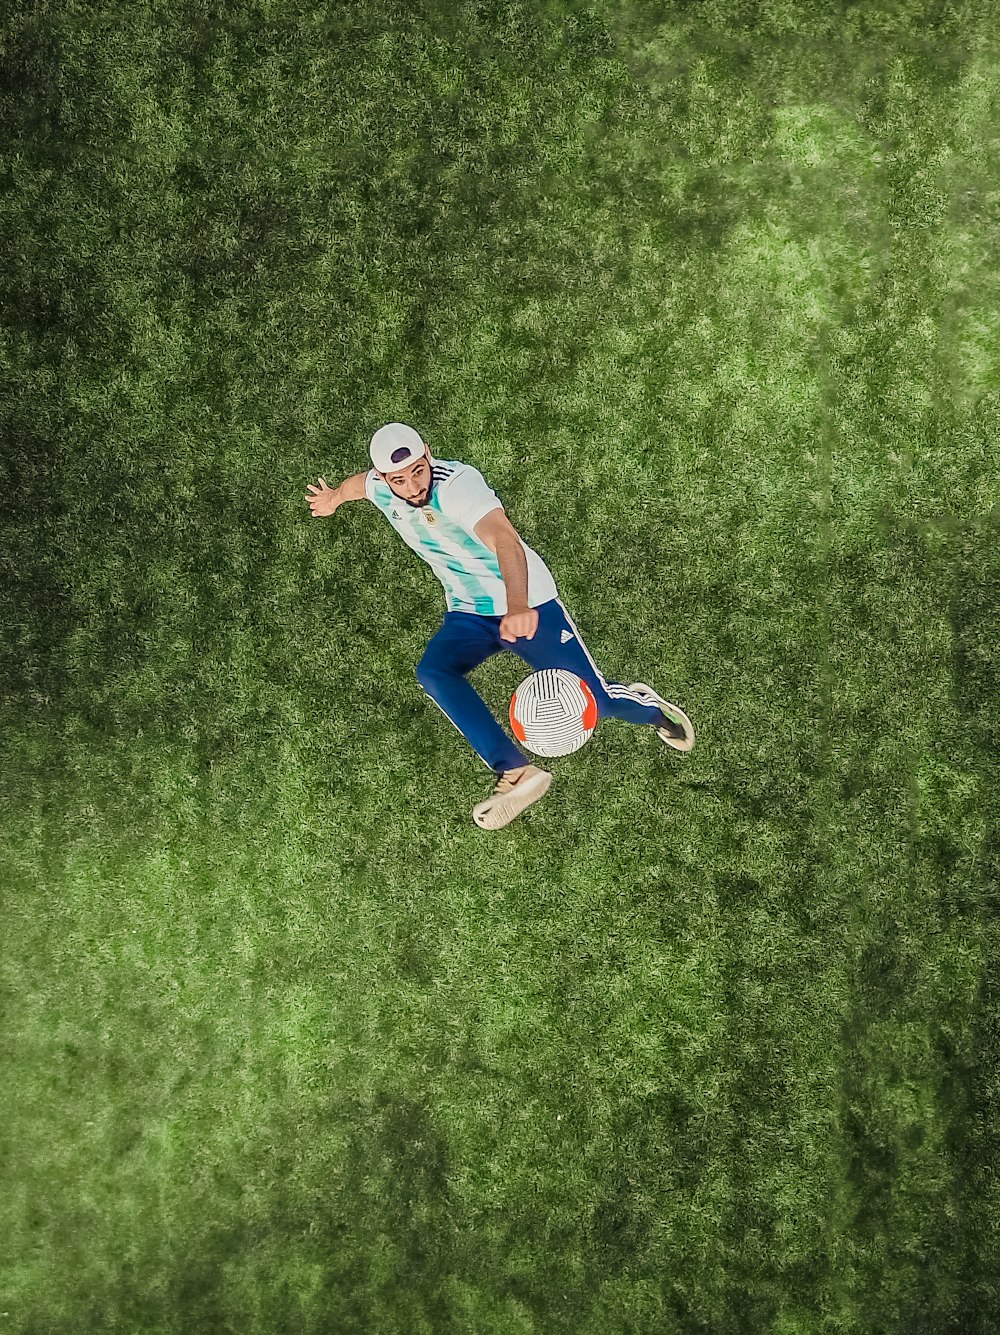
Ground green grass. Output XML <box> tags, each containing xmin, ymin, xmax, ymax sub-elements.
<box><xmin>2</xmin><ymin>1</ymin><xmax>999</xmax><ymax>1330</ymax></box>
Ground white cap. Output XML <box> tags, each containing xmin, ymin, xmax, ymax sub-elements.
<box><xmin>370</xmin><ymin>422</ymin><xmax>428</xmax><ymax>474</ymax></box>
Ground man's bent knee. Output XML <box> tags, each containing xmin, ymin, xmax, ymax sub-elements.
<box><xmin>416</xmin><ymin>658</ymin><xmax>450</xmax><ymax>689</ymax></box>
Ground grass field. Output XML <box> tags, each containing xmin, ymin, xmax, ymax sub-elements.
<box><xmin>2</xmin><ymin>1</ymin><xmax>999</xmax><ymax>1331</ymax></box>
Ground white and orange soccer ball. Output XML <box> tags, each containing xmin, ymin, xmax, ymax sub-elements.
<box><xmin>509</xmin><ymin>668</ymin><xmax>599</xmax><ymax>758</ymax></box>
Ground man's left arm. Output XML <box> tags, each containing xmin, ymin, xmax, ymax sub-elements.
<box><xmin>494</xmin><ymin>534</ymin><xmax>529</xmax><ymax>611</ymax></box>
<box><xmin>474</xmin><ymin>509</ymin><xmax>537</xmax><ymax>638</ymax></box>
<box><xmin>474</xmin><ymin>509</ymin><xmax>531</xmax><ymax>607</ymax></box>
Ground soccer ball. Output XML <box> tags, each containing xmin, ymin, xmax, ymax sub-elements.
<box><xmin>509</xmin><ymin>668</ymin><xmax>599</xmax><ymax>758</ymax></box>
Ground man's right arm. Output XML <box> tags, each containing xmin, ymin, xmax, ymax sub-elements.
<box><xmin>305</xmin><ymin>470</ymin><xmax>370</xmax><ymax>518</ymax></box>
<box><xmin>335</xmin><ymin>470</ymin><xmax>370</xmax><ymax>504</ymax></box>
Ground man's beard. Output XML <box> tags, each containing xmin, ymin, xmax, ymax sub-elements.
<box><xmin>403</xmin><ymin>480</ymin><xmax>433</xmax><ymax>507</ymax></box>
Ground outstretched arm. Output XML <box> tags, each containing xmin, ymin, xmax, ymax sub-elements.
<box><xmin>305</xmin><ymin>470</ymin><xmax>368</xmax><ymax>517</ymax></box>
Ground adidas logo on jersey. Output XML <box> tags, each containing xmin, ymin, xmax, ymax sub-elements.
<box><xmin>560</xmin><ymin>630</ymin><xmax>574</xmax><ymax>644</ymax></box>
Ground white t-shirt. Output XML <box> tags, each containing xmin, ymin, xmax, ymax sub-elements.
<box><xmin>365</xmin><ymin>458</ymin><xmax>558</xmax><ymax>615</ymax></box>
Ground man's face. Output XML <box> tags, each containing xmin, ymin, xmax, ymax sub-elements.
<box><xmin>382</xmin><ymin>451</ymin><xmax>432</xmax><ymax>507</ymax></box>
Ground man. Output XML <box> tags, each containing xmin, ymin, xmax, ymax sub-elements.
<box><xmin>305</xmin><ymin>422</ymin><xmax>695</xmax><ymax>830</ymax></box>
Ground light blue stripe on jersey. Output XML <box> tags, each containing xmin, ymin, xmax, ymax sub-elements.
<box><xmin>405</xmin><ymin>495</ymin><xmax>499</xmax><ymax>613</ymax></box>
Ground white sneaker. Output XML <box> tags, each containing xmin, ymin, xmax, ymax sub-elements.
<box><xmin>473</xmin><ymin>764</ymin><xmax>553</xmax><ymax>830</ymax></box>
<box><xmin>629</xmin><ymin>683</ymin><xmax>695</xmax><ymax>752</ymax></box>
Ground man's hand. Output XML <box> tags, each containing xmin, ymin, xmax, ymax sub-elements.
<box><xmin>305</xmin><ymin>477</ymin><xmax>340</xmax><ymax>518</ymax></box>
<box><xmin>499</xmin><ymin>607</ymin><xmax>539</xmax><ymax>642</ymax></box>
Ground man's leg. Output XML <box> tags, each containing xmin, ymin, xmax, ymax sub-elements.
<box><xmin>416</xmin><ymin>612</ymin><xmax>530</xmax><ymax>775</ymax></box>
<box><xmin>510</xmin><ymin>597</ymin><xmax>667</xmax><ymax>727</ymax></box>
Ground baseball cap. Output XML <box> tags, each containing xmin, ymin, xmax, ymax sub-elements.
<box><xmin>370</xmin><ymin>422</ymin><xmax>429</xmax><ymax>473</ymax></box>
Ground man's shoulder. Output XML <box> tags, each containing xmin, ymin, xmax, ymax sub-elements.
<box><xmin>424</xmin><ymin>458</ymin><xmax>477</xmax><ymax>506</ymax></box>
<box><xmin>432</xmin><ymin>458</ymin><xmax>469</xmax><ymax>486</ymax></box>
<box><xmin>434</xmin><ymin>459</ymin><xmax>493</xmax><ymax>495</ymax></box>
<box><xmin>434</xmin><ymin>461</ymin><xmax>505</xmax><ymax>537</ymax></box>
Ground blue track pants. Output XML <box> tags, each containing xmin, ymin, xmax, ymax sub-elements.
<box><xmin>415</xmin><ymin>595</ymin><xmax>664</xmax><ymax>775</ymax></box>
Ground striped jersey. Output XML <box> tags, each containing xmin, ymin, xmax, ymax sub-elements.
<box><xmin>364</xmin><ymin>458</ymin><xmax>558</xmax><ymax>616</ymax></box>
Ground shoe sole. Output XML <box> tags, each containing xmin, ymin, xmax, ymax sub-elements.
<box><xmin>473</xmin><ymin>768</ymin><xmax>553</xmax><ymax>830</ymax></box>
<box><xmin>629</xmin><ymin>682</ymin><xmax>695</xmax><ymax>752</ymax></box>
